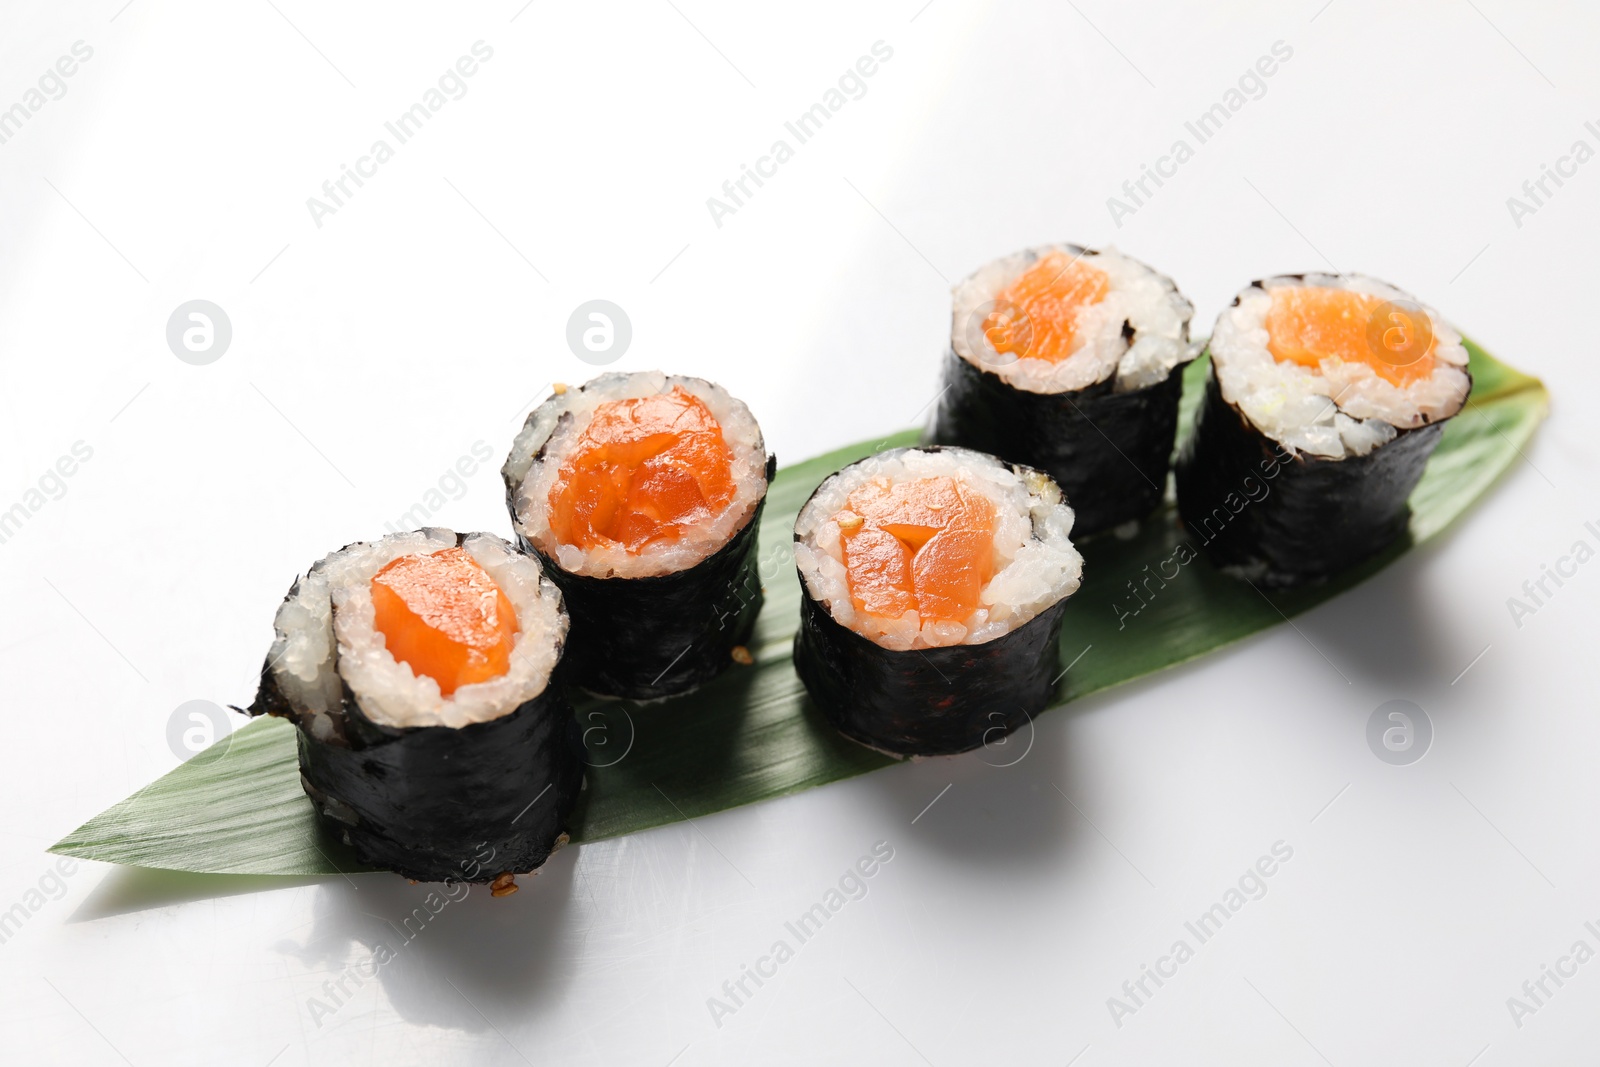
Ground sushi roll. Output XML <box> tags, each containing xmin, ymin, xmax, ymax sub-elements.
<box><xmin>247</xmin><ymin>529</ymin><xmax>583</xmax><ymax>886</ymax></box>
<box><xmin>503</xmin><ymin>372</ymin><xmax>774</xmax><ymax>700</ymax></box>
<box><xmin>792</xmin><ymin>446</ymin><xmax>1083</xmax><ymax>757</ymax></box>
<box><xmin>1175</xmin><ymin>274</ymin><xmax>1471</xmax><ymax>587</ymax></box>
<box><xmin>931</xmin><ymin>244</ymin><xmax>1195</xmax><ymax>537</ymax></box>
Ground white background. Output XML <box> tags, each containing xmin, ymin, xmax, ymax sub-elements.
<box><xmin>1</xmin><ymin>1</ymin><xmax>1597</xmax><ymax>1064</ymax></box>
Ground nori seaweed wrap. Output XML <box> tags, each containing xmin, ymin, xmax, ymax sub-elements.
<box><xmin>1176</xmin><ymin>274</ymin><xmax>1471</xmax><ymax>587</ymax></box>
<box><xmin>247</xmin><ymin>529</ymin><xmax>583</xmax><ymax>885</ymax></box>
<box><xmin>515</xmin><ymin>492</ymin><xmax>770</xmax><ymax>700</ymax></box>
<box><xmin>795</xmin><ymin>592</ymin><xmax>1070</xmax><ymax>757</ymax></box>
<box><xmin>931</xmin><ymin>244</ymin><xmax>1195</xmax><ymax>537</ymax></box>
<box><xmin>792</xmin><ymin>446</ymin><xmax>1083</xmax><ymax>758</ymax></box>
<box><xmin>502</xmin><ymin>372</ymin><xmax>773</xmax><ymax>700</ymax></box>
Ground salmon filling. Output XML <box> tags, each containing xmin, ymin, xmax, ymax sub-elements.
<box><xmin>1266</xmin><ymin>286</ymin><xmax>1436</xmax><ymax>387</ymax></box>
<box><xmin>985</xmin><ymin>250</ymin><xmax>1111</xmax><ymax>363</ymax></box>
<box><xmin>836</xmin><ymin>476</ymin><xmax>997</xmax><ymax>623</ymax></box>
<box><xmin>547</xmin><ymin>387</ymin><xmax>737</xmax><ymax>553</ymax></box>
<box><xmin>370</xmin><ymin>547</ymin><xmax>518</xmax><ymax>696</ymax></box>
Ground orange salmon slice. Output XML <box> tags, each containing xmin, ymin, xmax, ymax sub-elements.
<box><xmin>1265</xmin><ymin>286</ymin><xmax>1436</xmax><ymax>386</ymax></box>
<box><xmin>548</xmin><ymin>387</ymin><xmax>737</xmax><ymax>553</ymax></box>
<box><xmin>370</xmin><ymin>546</ymin><xmax>518</xmax><ymax>696</ymax></box>
<box><xmin>837</xmin><ymin>476</ymin><xmax>997</xmax><ymax>624</ymax></box>
<box><xmin>985</xmin><ymin>250</ymin><xmax>1110</xmax><ymax>363</ymax></box>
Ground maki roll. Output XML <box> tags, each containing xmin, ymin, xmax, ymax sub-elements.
<box><xmin>932</xmin><ymin>244</ymin><xmax>1195</xmax><ymax>537</ymax></box>
<box><xmin>248</xmin><ymin>529</ymin><xmax>582</xmax><ymax>888</ymax></box>
<box><xmin>1175</xmin><ymin>274</ymin><xmax>1471</xmax><ymax>587</ymax></box>
<box><xmin>503</xmin><ymin>372</ymin><xmax>773</xmax><ymax>700</ymax></box>
<box><xmin>793</xmin><ymin>446</ymin><xmax>1083</xmax><ymax>757</ymax></box>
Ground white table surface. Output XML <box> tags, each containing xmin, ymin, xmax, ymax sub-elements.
<box><xmin>2</xmin><ymin>1</ymin><xmax>1597</xmax><ymax>1064</ymax></box>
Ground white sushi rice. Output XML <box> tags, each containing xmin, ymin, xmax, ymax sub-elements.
<box><xmin>950</xmin><ymin>244</ymin><xmax>1194</xmax><ymax>394</ymax></box>
<box><xmin>794</xmin><ymin>447</ymin><xmax>1082</xmax><ymax>651</ymax></box>
<box><xmin>1210</xmin><ymin>274</ymin><xmax>1471</xmax><ymax>459</ymax></box>
<box><xmin>268</xmin><ymin>529</ymin><xmax>567</xmax><ymax>733</ymax></box>
<box><xmin>505</xmin><ymin>372</ymin><xmax>768</xmax><ymax>579</ymax></box>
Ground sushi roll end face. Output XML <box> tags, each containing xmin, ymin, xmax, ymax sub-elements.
<box><xmin>1176</xmin><ymin>274</ymin><xmax>1471</xmax><ymax>586</ymax></box>
<box><xmin>793</xmin><ymin>446</ymin><xmax>1082</xmax><ymax>757</ymax></box>
<box><xmin>502</xmin><ymin>372</ymin><xmax>773</xmax><ymax>700</ymax></box>
<box><xmin>248</xmin><ymin>529</ymin><xmax>584</xmax><ymax>884</ymax></box>
<box><xmin>933</xmin><ymin>245</ymin><xmax>1195</xmax><ymax>536</ymax></box>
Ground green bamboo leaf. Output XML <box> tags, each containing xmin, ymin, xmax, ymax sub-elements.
<box><xmin>51</xmin><ymin>339</ymin><xmax>1546</xmax><ymax>876</ymax></box>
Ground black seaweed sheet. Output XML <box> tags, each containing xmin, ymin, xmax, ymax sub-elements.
<box><xmin>932</xmin><ymin>349</ymin><xmax>1188</xmax><ymax>536</ymax></box>
<box><xmin>247</xmin><ymin>542</ymin><xmax>585</xmax><ymax>884</ymax></box>
<box><xmin>251</xmin><ymin>669</ymin><xmax>583</xmax><ymax>883</ymax></box>
<box><xmin>794</xmin><ymin>594</ymin><xmax>1068</xmax><ymax>758</ymax></box>
<box><xmin>1174</xmin><ymin>369</ymin><xmax>1451</xmax><ymax>587</ymax></box>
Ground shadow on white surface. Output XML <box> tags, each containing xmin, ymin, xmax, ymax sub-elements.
<box><xmin>1292</xmin><ymin>546</ymin><xmax>1461</xmax><ymax>690</ymax></box>
<box><xmin>831</xmin><ymin>699</ymin><xmax>1086</xmax><ymax>872</ymax></box>
<box><xmin>67</xmin><ymin>866</ymin><xmax>330</xmax><ymax>922</ymax></box>
<box><xmin>277</xmin><ymin>844</ymin><xmax>578</xmax><ymax>1032</ymax></box>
